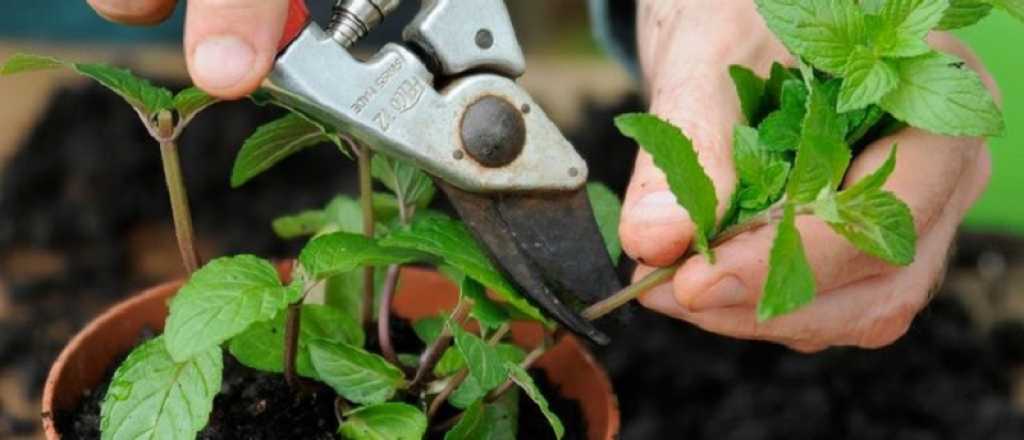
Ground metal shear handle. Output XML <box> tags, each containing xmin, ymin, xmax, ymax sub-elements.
<box><xmin>268</xmin><ymin>0</ymin><xmax>587</xmax><ymax>194</ymax></box>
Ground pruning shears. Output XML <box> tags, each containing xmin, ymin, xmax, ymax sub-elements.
<box><xmin>267</xmin><ymin>0</ymin><xmax>622</xmax><ymax>344</ymax></box>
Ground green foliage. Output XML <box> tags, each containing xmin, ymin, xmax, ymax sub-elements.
<box><xmin>729</xmin><ymin>65</ymin><xmax>768</xmax><ymax>123</ymax></box>
<box><xmin>459</xmin><ymin>276</ymin><xmax>510</xmax><ymax>331</ymax></box>
<box><xmin>586</xmin><ymin>182</ymin><xmax>624</xmax><ymax>264</ymax></box>
<box><xmin>732</xmin><ymin>126</ymin><xmax>791</xmax><ymax>218</ymax></box>
<box><xmin>232</xmin><ymin>114</ymin><xmax>347</xmax><ymax>187</ymax></box>
<box><xmin>755</xmin><ymin>0</ymin><xmax>868</xmax><ymax>74</ymax></box>
<box><xmin>444</xmin><ymin>391</ymin><xmax>520</xmax><ymax>440</ymax></box>
<box><xmin>412</xmin><ymin>315</ymin><xmax>447</xmax><ymax>345</ymax></box>
<box><xmin>451</xmin><ymin>325</ymin><xmax>508</xmax><ymax>394</ymax></box>
<box><xmin>371</xmin><ymin>154</ymin><xmax>437</xmax><ymax>210</ymax></box>
<box><xmin>938</xmin><ymin>0</ymin><xmax>995</xmax><ymax>29</ymax></box>
<box><xmin>614</xmin><ymin>113</ymin><xmax>719</xmax><ymax>260</ymax></box>
<box><xmin>164</xmin><ymin>255</ymin><xmax>299</xmax><ymax>362</ymax></box>
<box><xmin>172</xmin><ymin>87</ymin><xmax>218</xmax><ymax>124</ymax></box>
<box><xmin>308</xmin><ymin>341</ymin><xmax>406</xmax><ymax>405</ymax></box>
<box><xmin>758</xmin><ymin>206</ymin><xmax>817</xmax><ymax>321</ymax></box>
<box><xmin>380</xmin><ymin>215</ymin><xmax>548</xmax><ymax>322</ymax></box>
<box><xmin>299</xmin><ymin>231</ymin><xmax>424</xmax><ymax>280</ymax></box>
<box><xmin>338</xmin><ymin>403</ymin><xmax>427</xmax><ymax>440</ymax></box>
<box><xmin>786</xmin><ymin>79</ymin><xmax>851</xmax><ymax>204</ymax></box>
<box><xmin>100</xmin><ymin>337</ymin><xmax>221</xmax><ymax>440</ymax></box>
<box><xmin>507</xmin><ymin>363</ymin><xmax>565</xmax><ymax>439</ymax></box>
<box><xmin>228</xmin><ymin>304</ymin><xmax>363</xmax><ymax>379</ymax></box>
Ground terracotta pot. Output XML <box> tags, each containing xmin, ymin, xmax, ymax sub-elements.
<box><xmin>42</xmin><ymin>267</ymin><xmax>620</xmax><ymax>439</ymax></box>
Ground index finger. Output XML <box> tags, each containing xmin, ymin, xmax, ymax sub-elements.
<box><xmin>87</xmin><ymin>0</ymin><xmax>178</xmax><ymax>26</ymax></box>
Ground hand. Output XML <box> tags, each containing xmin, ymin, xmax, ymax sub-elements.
<box><xmin>623</xmin><ymin>1</ymin><xmax>996</xmax><ymax>352</ymax></box>
<box><xmin>86</xmin><ymin>0</ymin><xmax>291</xmax><ymax>99</ymax></box>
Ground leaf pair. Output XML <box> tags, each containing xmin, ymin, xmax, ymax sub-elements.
<box><xmin>1</xmin><ymin>54</ymin><xmax>216</xmax><ymax>137</ymax></box>
<box><xmin>755</xmin><ymin>0</ymin><xmax>1004</xmax><ymax>136</ymax></box>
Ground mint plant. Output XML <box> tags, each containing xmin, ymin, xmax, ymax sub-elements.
<box><xmin>3</xmin><ymin>52</ymin><xmax>623</xmax><ymax>439</ymax></box>
<box><xmin>600</xmin><ymin>0</ymin><xmax>1021</xmax><ymax>321</ymax></box>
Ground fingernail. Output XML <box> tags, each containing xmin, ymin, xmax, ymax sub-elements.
<box><xmin>192</xmin><ymin>35</ymin><xmax>254</xmax><ymax>90</ymax></box>
<box><xmin>688</xmin><ymin>275</ymin><xmax>747</xmax><ymax>311</ymax></box>
<box><xmin>626</xmin><ymin>191</ymin><xmax>689</xmax><ymax>225</ymax></box>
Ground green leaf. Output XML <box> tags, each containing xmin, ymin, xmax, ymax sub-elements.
<box><xmin>0</xmin><ymin>53</ymin><xmax>63</xmax><ymax>75</ymax></box>
<box><xmin>100</xmin><ymin>337</ymin><xmax>221</xmax><ymax>440</ymax></box>
<box><xmin>937</xmin><ymin>0</ymin><xmax>993</xmax><ymax>28</ymax></box>
<box><xmin>729</xmin><ymin>65</ymin><xmax>767</xmax><ymax>123</ymax></box>
<box><xmin>228</xmin><ymin>304</ymin><xmax>364</xmax><ymax>379</ymax></box>
<box><xmin>875</xmin><ymin>0</ymin><xmax>949</xmax><ymax>58</ymax></box>
<box><xmin>507</xmin><ymin>363</ymin><xmax>565</xmax><ymax>440</ymax></box>
<box><xmin>173</xmin><ymin>87</ymin><xmax>218</xmax><ymax>123</ymax></box>
<box><xmin>880</xmin><ymin>52</ymin><xmax>1004</xmax><ymax>136</ymax></box>
<box><xmin>299</xmin><ymin>232</ymin><xmax>425</xmax><ymax>280</ymax></box>
<box><xmin>371</xmin><ymin>154</ymin><xmax>436</xmax><ymax>209</ymax></box>
<box><xmin>413</xmin><ymin>315</ymin><xmax>447</xmax><ymax>345</ymax></box>
<box><xmin>614</xmin><ymin>113</ymin><xmax>718</xmax><ymax>258</ymax></box>
<box><xmin>586</xmin><ymin>182</ymin><xmax>623</xmax><ymax>264</ymax></box>
<box><xmin>443</xmin><ymin>390</ymin><xmax>522</xmax><ymax>440</ymax></box>
<box><xmin>164</xmin><ymin>255</ymin><xmax>298</xmax><ymax>362</ymax></box>
<box><xmin>309</xmin><ymin>340</ymin><xmax>406</xmax><ymax>405</ymax></box>
<box><xmin>838</xmin><ymin>47</ymin><xmax>900</xmax><ymax>112</ymax></box>
<box><xmin>764</xmin><ymin>63</ymin><xmax>800</xmax><ymax>111</ymax></box>
<box><xmin>754</xmin><ymin>0</ymin><xmax>867</xmax><ymax>74</ymax></box>
<box><xmin>758</xmin><ymin>206</ymin><xmax>816</xmax><ymax>321</ymax></box>
<box><xmin>380</xmin><ymin>215</ymin><xmax>548</xmax><ymax>322</ymax></box>
<box><xmin>272</xmin><ymin>210</ymin><xmax>328</xmax><ymax>239</ymax></box>
<box><xmin>827</xmin><ymin>147</ymin><xmax>917</xmax><ymax>265</ymax></box>
<box><xmin>451</xmin><ymin>325</ymin><xmax>507</xmax><ymax>392</ymax></box>
<box><xmin>758</xmin><ymin>80</ymin><xmax>809</xmax><ymax>152</ymax></box>
<box><xmin>444</xmin><ymin>401</ymin><xmax>488</xmax><ymax>440</ymax></box>
<box><xmin>787</xmin><ymin>80</ymin><xmax>852</xmax><ymax>204</ymax></box>
<box><xmin>733</xmin><ymin>126</ymin><xmax>791</xmax><ymax>212</ymax></box>
<box><xmin>232</xmin><ymin>114</ymin><xmax>343</xmax><ymax>187</ymax></box>
<box><xmin>461</xmin><ymin>277</ymin><xmax>510</xmax><ymax>330</ymax></box>
<box><xmin>991</xmin><ymin>0</ymin><xmax>1024</xmax><ymax>23</ymax></box>
<box><xmin>339</xmin><ymin>403</ymin><xmax>426</xmax><ymax>440</ymax></box>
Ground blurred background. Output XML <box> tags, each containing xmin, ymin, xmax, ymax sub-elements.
<box><xmin>1</xmin><ymin>1</ymin><xmax>1023</xmax><ymax>439</ymax></box>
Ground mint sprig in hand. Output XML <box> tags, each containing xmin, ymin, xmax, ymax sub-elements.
<box><xmin>611</xmin><ymin>0</ymin><xmax>1014</xmax><ymax>321</ymax></box>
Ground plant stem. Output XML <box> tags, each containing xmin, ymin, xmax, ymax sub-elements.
<box><xmin>156</xmin><ymin>111</ymin><xmax>201</xmax><ymax>274</ymax></box>
<box><xmin>377</xmin><ymin>264</ymin><xmax>402</xmax><ymax>366</ymax></box>
<box><xmin>283</xmin><ymin>302</ymin><xmax>302</xmax><ymax>388</ymax></box>
<box><xmin>581</xmin><ymin>202</ymin><xmax>789</xmax><ymax>321</ymax></box>
<box><xmin>357</xmin><ymin>145</ymin><xmax>376</xmax><ymax>330</ymax></box>
<box><xmin>409</xmin><ymin>299</ymin><xmax>472</xmax><ymax>391</ymax></box>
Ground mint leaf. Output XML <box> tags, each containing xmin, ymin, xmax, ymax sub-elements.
<box><xmin>827</xmin><ymin>147</ymin><xmax>917</xmax><ymax>265</ymax></box>
<box><xmin>787</xmin><ymin>80</ymin><xmax>852</xmax><ymax>204</ymax></box>
<box><xmin>880</xmin><ymin>52</ymin><xmax>1004</xmax><ymax>136</ymax></box>
<box><xmin>309</xmin><ymin>340</ymin><xmax>406</xmax><ymax>405</ymax></box>
<box><xmin>507</xmin><ymin>363</ymin><xmax>565</xmax><ymax>439</ymax></box>
<box><xmin>339</xmin><ymin>403</ymin><xmax>426</xmax><ymax>440</ymax></box>
<box><xmin>232</xmin><ymin>114</ymin><xmax>343</xmax><ymax>188</ymax></box>
<box><xmin>733</xmin><ymin>126</ymin><xmax>791</xmax><ymax>213</ymax></box>
<box><xmin>299</xmin><ymin>232</ymin><xmax>424</xmax><ymax>280</ymax></box>
<box><xmin>838</xmin><ymin>47</ymin><xmax>899</xmax><ymax>112</ymax></box>
<box><xmin>100</xmin><ymin>337</ymin><xmax>221</xmax><ymax>440</ymax></box>
<box><xmin>615</xmin><ymin>113</ymin><xmax>718</xmax><ymax>258</ymax></box>
<box><xmin>758</xmin><ymin>206</ymin><xmax>816</xmax><ymax>321</ymax></box>
<box><xmin>164</xmin><ymin>255</ymin><xmax>299</xmax><ymax>362</ymax></box>
<box><xmin>937</xmin><ymin>0</ymin><xmax>994</xmax><ymax>28</ymax></box>
<box><xmin>228</xmin><ymin>304</ymin><xmax>364</xmax><ymax>379</ymax></box>
<box><xmin>729</xmin><ymin>65</ymin><xmax>767</xmax><ymax>123</ymax></box>
<box><xmin>371</xmin><ymin>154</ymin><xmax>436</xmax><ymax>210</ymax></box>
<box><xmin>755</xmin><ymin>0</ymin><xmax>867</xmax><ymax>74</ymax></box>
<box><xmin>413</xmin><ymin>315</ymin><xmax>447</xmax><ymax>345</ymax></box>
<box><xmin>758</xmin><ymin>80</ymin><xmax>808</xmax><ymax>152</ymax></box>
<box><xmin>0</xmin><ymin>53</ymin><xmax>62</xmax><ymax>74</ymax></box>
<box><xmin>764</xmin><ymin>63</ymin><xmax>800</xmax><ymax>111</ymax></box>
<box><xmin>444</xmin><ymin>401</ymin><xmax>489</xmax><ymax>440</ymax></box>
<box><xmin>461</xmin><ymin>276</ymin><xmax>510</xmax><ymax>330</ymax></box>
<box><xmin>380</xmin><ymin>215</ymin><xmax>547</xmax><ymax>322</ymax></box>
<box><xmin>875</xmin><ymin>0</ymin><xmax>949</xmax><ymax>58</ymax></box>
<box><xmin>173</xmin><ymin>87</ymin><xmax>217</xmax><ymax>124</ymax></box>
<box><xmin>586</xmin><ymin>182</ymin><xmax>623</xmax><ymax>264</ymax></box>
<box><xmin>1</xmin><ymin>54</ymin><xmax>175</xmax><ymax>118</ymax></box>
<box><xmin>991</xmin><ymin>0</ymin><xmax>1024</xmax><ymax>22</ymax></box>
<box><xmin>273</xmin><ymin>210</ymin><xmax>328</xmax><ymax>239</ymax></box>
<box><xmin>451</xmin><ymin>325</ymin><xmax>507</xmax><ymax>392</ymax></box>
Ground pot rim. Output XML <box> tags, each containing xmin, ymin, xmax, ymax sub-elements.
<box><xmin>41</xmin><ymin>267</ymin><xmax>620</xmax><ymax>439</ymax></box>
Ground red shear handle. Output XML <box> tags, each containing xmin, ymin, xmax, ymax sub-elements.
<box><xmin>277</xmin><ymin>0</ymin><xmax>311</xmax><ymax>52</ymax></box>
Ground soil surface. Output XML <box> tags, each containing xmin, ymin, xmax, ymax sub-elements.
<box><xmin>3</xmin><ymin>84</ymin><xmax>1024</xmax><ymax>439</ymax></box>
